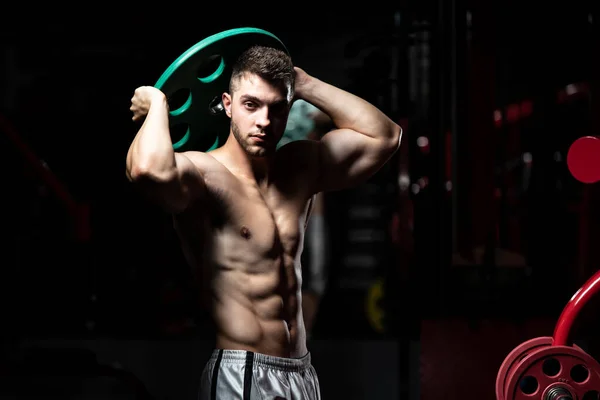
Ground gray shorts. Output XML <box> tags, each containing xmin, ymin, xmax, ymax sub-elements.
<box><xmin>199</xmin><ymin>349</ymin><xmax>321</xmax><ymax>400</ymax></box>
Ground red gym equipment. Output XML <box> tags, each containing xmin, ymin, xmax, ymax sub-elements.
<box><xmin>495</xmin><ymin>136</ymin><xmax>600</xmax><ymax>400</ymax></box>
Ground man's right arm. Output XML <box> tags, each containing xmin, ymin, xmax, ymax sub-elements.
<box><xmin>126</xmin><ymin>86</ymin><xmax>205</xmax><ymax>213</ymax></box>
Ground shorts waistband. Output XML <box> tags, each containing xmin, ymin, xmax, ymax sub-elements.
<box><xmin>209</xmin><ymin>349</ymin><xmax>312</xmax><ymax>372</ymax></box>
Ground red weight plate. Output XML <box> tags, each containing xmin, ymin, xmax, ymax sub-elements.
<box><xmin>496</xmin><ymin>337</ymin><xmax>553</xmax><ymax>400</ymax></box>
<box><xmin>506</xmin><ymin>344</ymin><xmax>600</xmax><ymax>399</ymax></box>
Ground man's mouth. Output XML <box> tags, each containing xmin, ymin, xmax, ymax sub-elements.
<box><xmin>250</xmin><ymin>134</ymin><xmax>267</xmax><ymax>143</ymax></box>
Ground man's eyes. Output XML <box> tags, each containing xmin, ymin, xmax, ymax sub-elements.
<box><xmin>243</xmin><ymin>102</ymin><xmax>286</xmax><ymax>114</ymax></box>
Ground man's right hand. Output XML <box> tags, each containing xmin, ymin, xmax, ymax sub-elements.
<box><xmin>130</xmin><ymin>86</ymin><xmax>167</xmax><ymax>122</ymax></box>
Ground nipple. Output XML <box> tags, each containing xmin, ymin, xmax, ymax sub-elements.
<box><xmin>240</xmin><ymin>226</ymin><xmax>251</xmax><ymax>239</ymax></box>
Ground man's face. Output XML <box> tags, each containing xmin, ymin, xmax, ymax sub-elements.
<box><xmin>223</xmin><ymin>73</ymin><xmax>291</xmax><ymax>158</ymax></box>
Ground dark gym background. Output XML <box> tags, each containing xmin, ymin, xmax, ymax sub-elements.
<box><xmin>1</xmin><ymin>2</ymin><xmax>598</xmax><ymax>399</ymax></box>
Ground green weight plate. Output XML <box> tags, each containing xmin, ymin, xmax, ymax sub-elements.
<box><xmin>154</xmin><ymin>27</ymin><xmax>289</xmax><ymax>152</ymax></box>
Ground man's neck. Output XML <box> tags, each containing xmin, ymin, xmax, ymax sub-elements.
<box><xmin>219</xmin><ymin>135</ymin><xmax>272</xmax><ymax>186</ymax></box>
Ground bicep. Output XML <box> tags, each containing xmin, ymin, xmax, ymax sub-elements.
<box><xmin>316</xmin><ymin>129</ymin><xmax>390</xmax><ymax>192</ymax></box>
<box><xmin>136</xmin><ymin>152</ymin><xmax>207</xmax><ymax>213</ymax></box>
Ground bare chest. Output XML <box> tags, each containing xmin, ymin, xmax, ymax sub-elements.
<box><xmin>208</xmin><ymin>177</ymin><xmax>311</xmax><ymax>264</ymax></box>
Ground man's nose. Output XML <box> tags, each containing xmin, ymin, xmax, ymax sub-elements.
<box><xmin>255</xmin><ymin>107</ymin><xmax>271</xmax><ymax>128</ymax></box>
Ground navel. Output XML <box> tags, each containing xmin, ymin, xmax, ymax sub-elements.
<box><xmin>240</xmin><ymin>225</ymin><xmax>252</xmax><ymax>239</ymax></box>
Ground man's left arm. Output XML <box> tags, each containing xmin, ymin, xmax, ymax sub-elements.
<box><xmin>293</xmin><ymin>67</ymin><xmax>402</xmax><ymax>193</ymax></box>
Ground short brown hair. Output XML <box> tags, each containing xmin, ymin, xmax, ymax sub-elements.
<box><xmin>229</xmin><ymin>45</ymin><xmax>294</xmax><ymax>99</ymax></box>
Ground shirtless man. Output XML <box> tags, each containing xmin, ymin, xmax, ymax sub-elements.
<box><xmin>126</xmin><ymin>45</ymin><xmax>401</xmax><ymax>400</ymax></box>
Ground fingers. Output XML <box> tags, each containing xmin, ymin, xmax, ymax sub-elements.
<box><xmin>130</xmin><ymin>86</ymin><xmax>163</xmax><ymax>122</ymax></box>
<box><xmin>131</xmin><ymin>111</ymin><xmax>145</xmax><ymax>122</ymax></box>
<box><xmin>129</xmin><ymin>104</ymin><xmax>138</xmax><ymax>121</ymax></box>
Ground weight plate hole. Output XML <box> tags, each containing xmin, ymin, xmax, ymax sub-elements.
<box><xmin>168</xmin><ymin>88</ymin><xmax>191</xmax><ymax>116</ymax></box>
<box><xmin>197</xmin><ymin>54</ymin><xmax>225</xmax><ymax>84</ymax></box>
<box><xmin>519</xmin><ymin>375</ymin><xmax>538</xmax><ymax>395</ymax></box>
<box><xmin>571</xmin><ymin>364</ymin><xmax>590</xmax><ymax>383</ymax></box>
<box><xmin>542</xmin><ymin>357</ymin><xmax>561</xmax><ymax>377</ymax></box>
<box><xmin>171</xmin><ymin>123</ymin><xmax>190</xmax><ymax>149</ymax></box>
<box><xmin>582</xmin><ymin>390</ymin><xmax>599</xmax><ymax>400</ymax></box>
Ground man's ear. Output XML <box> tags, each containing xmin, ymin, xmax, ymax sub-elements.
<box><xmin>222</xmin><ymin>93</ymin><xmax>232</xmax><ymax>117</ymax></box>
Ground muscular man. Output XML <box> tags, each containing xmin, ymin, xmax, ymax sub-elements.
<box><xmin>126</xmin><ymin>45</ymin><xmax>401</xmax><ymax>400</ymax></box>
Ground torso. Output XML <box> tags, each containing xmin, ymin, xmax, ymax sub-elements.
<box><xmin>172</xmin><ymin>141</ymin><xmax>318</xmax><ymax>358</ymax></box>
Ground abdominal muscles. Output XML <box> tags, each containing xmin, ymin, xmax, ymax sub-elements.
<box><xmin>210</xmin><ymin>242</ymin><xmax>305</xmax><ymax>358</ymax></box>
